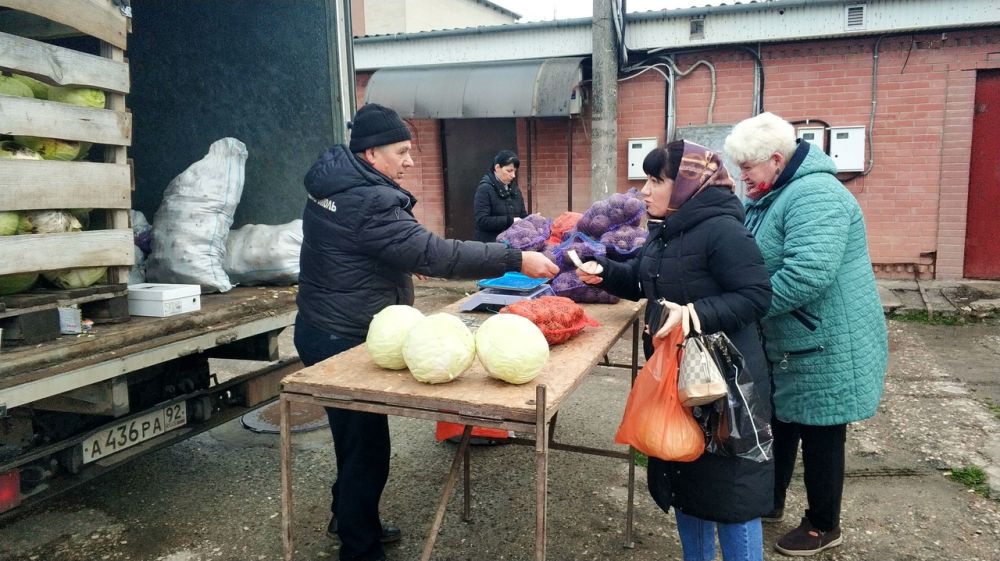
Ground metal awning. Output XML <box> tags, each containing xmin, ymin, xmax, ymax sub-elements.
<box><xmin>363</xmin><ymin>57</ymin><xmax>584</xmax><ymax>119</ymax></box>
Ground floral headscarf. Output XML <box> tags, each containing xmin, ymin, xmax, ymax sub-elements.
<box><xmin>668</xmin><ymin>141</ymin><xmax>736</xmax><ymax>211</ymax></box>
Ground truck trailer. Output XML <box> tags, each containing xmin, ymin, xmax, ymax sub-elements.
<box><xmin>0</xmin><ymin>0</ymin><xmax>355</xmax><ymax>516</ymax></box>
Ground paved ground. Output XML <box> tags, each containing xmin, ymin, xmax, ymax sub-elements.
<box><xmin>0</xmin><ymin>279</ymin><xmax>998</xmax><ymax>561</ymax></box>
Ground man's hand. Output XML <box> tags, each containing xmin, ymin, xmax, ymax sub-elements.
<box><xmin>520</xmin><ymin>251</ymin><xmax>558</xmax><ymax>279</ymax></box>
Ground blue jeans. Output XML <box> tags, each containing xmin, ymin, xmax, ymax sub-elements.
<box><xmin>675</xmin><ymin>510</ymin><xmax>763</xmax><ymax>561</ymax></box>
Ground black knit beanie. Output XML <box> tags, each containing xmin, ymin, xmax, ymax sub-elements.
<box><xmin>348</xmin><ymin>103</ymin><xmax>412</xmax><ymax>153</ymax></box>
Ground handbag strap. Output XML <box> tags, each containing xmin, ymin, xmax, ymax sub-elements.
<box><xmin>685</xmin><ymin>303</ymin><xmax>702</xmax><ymax>335</ymax></box>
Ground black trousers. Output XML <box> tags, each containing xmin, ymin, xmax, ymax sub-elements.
<box><xmin>771</xmin><ymin>418</ymin><xmax>847</xmax><ymax>532</ymax></box>
<box><xmin>294</xmin><ymin>315</ymin><xmax>389</xmax><ymax>561</ymax></box>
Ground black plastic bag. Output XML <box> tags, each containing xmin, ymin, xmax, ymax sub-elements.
<box><xmin>691</xmin><ymin>333</ymin><xmax>773</xmax><ymax>463</ymax></box>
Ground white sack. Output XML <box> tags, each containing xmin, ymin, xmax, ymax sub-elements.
<box><xmin>224</xmin><ymin>220</ymin><xmax>302</xmax><ymax>286</ymax></box>
<box><xmin>146</xmin><ymin>138</ymin><xmax>247</xmax><ymax>292</ymax></box>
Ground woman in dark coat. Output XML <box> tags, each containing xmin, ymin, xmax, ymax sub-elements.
<box><xmin>577</xmin><ymin>140</ymin><xmax>773</xmax><ymax>561</ymax></box>
<box><xmin>473</xmin><ymin>149</ymin><xmax>527</xmax><ymax>242</ymax></box>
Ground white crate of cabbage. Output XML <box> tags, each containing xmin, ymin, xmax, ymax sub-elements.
<box><xmin>127</xmin><ymin>283</ymin><xmax>201</xmax><ymax>317</ymax></box>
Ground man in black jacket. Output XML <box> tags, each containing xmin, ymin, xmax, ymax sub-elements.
<box><xmin>294</xmin><ymin>103</ymin><xmax>557</xmax><ymax>561</ymax></box>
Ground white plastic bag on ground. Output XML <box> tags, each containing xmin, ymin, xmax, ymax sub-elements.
<box><xmin>146</xmin><ymin>138</ymin><xmax>247</xmax><ymax>292</ymax></box>
<box><xmin>224</xmin><ymin>220</ymin><xmax>302</xmax><ymax>286</ymax></box>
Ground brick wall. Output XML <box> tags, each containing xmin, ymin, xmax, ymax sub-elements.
<box><xmin>355</xmin><ymin>29</ymin><xmax>1000</xmax><ymax>277</ymax></box>
<box><xmin>356</xmin><ymin>72</ymin><xmax>446</xmax><ymax>235</ymax></box>
<box><xmin>664</xmin><ymin>30</ymin><xmax>1000</xmax><ymax>279</ymax></box>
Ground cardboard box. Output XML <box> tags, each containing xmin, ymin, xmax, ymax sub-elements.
<box><xmin>58</xmin><ymin>306</ymin><xmax>82</xmax><ymax>334</ymax></box>
<box><xmin>128</xmin><ymin>283</ymin><xmax>201</xmax><ymax>317</ymax></box>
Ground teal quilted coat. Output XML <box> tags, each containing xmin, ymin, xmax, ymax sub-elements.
<box><xmin>745</xmin><ymin>141</ymin><xmax>887</xmax><ymax>426</ymax></box>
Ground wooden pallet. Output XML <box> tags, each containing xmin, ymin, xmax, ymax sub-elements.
<box><xmin>0</xmin><ymin>283</ymin><xmax>129</xmax><ymax>346</ymax></box>
<box><xmin>0</xmin><ymin>0</ymin><xmax>134</xmax><ymax>291</ymax></box>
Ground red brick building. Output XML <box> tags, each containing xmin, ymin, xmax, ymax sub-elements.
<box><xmin>354</xmin><ymin>2</ymin><xmax>1000</xmax><ymax>280</ymax></box>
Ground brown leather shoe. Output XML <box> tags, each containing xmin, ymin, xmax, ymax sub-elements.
<box><xmin>774</xmin><ymin>517</ymin><xmax>842</xmax><ymax>556</ymax></box>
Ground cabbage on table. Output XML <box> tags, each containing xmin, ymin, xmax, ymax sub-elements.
<box><xmin>367</xmin><ymin>305</ymin><xmax>426</xmax><ymax>370</ymax></box>
<box><xmin>403</xmin><ymin>313</ymin><xmax>476</xmax><ymax>384</ymax></box>
<box><xmin>475</xmin><ymin>314</ymin><xmax>549</xmax><ymax>384</ymax></box>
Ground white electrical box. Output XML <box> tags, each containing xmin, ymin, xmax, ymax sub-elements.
<box><xmin>796</xmin><ymin>126</ymin><xmax>825</xmax><ymax>151</ymax></box>
<box><xmin>627</xmin><ymin>137</ymin><xmax>658</xmax><ymax>180</ymax></box>
<box><xmin>828</xmin><ymin>126</ymin><xmax>866</xmax><ymax>172</ymax></box>
<box><xmin>128</xmin><ymin>283</ymin><xmax>202</xmax><ymax>317</ymax></box>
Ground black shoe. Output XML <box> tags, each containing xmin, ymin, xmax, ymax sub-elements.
<box><xmin>327</xmin><ymin>517</ymin><xmax>402</xmax><ymax>544</ymax></box>
<box><xmin>762</xmin><ymin>507</ymin><xmax>785</xmax><ymax>523</ymax></box>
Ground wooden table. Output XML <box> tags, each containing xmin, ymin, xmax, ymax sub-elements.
<box><xmin>279</xmin><ymin>298</ymin><xmax>642</xmax><ymax>561</ymax></box>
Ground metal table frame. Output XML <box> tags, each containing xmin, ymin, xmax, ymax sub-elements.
<box><xmin>280</xmin><ymin>315</ymin><xmax>640</xmax><ymax>561</ymax></box>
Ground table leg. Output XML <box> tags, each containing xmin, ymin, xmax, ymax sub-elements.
<box><xmin>624</xmin><ymin>319</ymin><xmax>640</xmax><ymax>549</ymax></box>
<box><xmin>535</xmin><ymin>384</ymin><xmax>548</xmax><ymax>561</ymax></box>
<box><xmin>420</xmin><ymin>425</ymin><xmax>473</xmax><ymax>561</ymax></box>
<box><xmin>463</xmin><ymin>427</ymin><xmax>471</xmax><ymax>522</ymax></box>
<box><xmin>280</xmin><ymin>395</ymin><xmax>294</xmax><ymax>561</ymax></box>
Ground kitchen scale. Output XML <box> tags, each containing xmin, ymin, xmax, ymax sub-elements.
<box><xmin>459</xmin><ymin>272</ymin><xmax>554</xmax><ymax>313</ymax></box>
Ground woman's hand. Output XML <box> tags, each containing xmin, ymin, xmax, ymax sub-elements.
<box><xmin>521</xmin><ymin>251</ymin><xmax>559</xmax><ymax>279</ymax></box>
<box><xmin>653</xmin><ymin>299</ymin><xmax>690</xmax><ymax>339</ymax></box>
<box><xmin>575</xmin><ymin>263</ymin><xmax>604</xmax><ymax>285</ymax></box>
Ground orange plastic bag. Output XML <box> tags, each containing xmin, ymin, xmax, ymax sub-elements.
<box><xmin>614</xmin><ymin>326</ymin><xmax>705</xmax><ymax>462</ymax></box>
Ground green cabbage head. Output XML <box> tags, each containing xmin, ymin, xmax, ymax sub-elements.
<box><xmin>367</xmin><ymin>305</ymin><xmax>426</xmax><ymax>370</ymax></box>
<box><xmin>13</xmin><ymin>136</ymin><xmax>81</xmax><ymax>161</ymax></box>
<box><xmin>11</xmin><ymin>74</ymin><xmax>49</xmax><ymax>99</ymax></box>
<box><xmin>475</xmin><ymin>314</ymin><xmax>550</xmax><ymax>384</ymax></box>
<box><xmin>0</xmin><ymin>212</ymin><xmax>20</xmax><ymax>236</ymax></box>
<box><xmin>0</xmin><ymin>75</ymin><xmax>33</xmax><ymax>98</ymax></box>
<box><xmin>0</xmin><ymin>140</ymin><xmax>43</xmax><ymax>160</ymax></box>
<box><xmin>48</xmin><ymin>86</ymin><xmax>105</xmax><ymax>108</ymax></box>
<box><xmin>403</xmin><ymin>313</ymin><xmax>475</xmax><ymax>384</ymax></box>
<box><xmin>44</xmin><ymin>267</ymin><xmax>107</xmax><ymax>289</ymax></box>
<box><xmin>0</xmin><ymin>273</ymin><xmax>38</xmax><ymax>295</ymax></box>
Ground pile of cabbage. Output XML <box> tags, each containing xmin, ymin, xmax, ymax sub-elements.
<box><xmin>366</xmin><ymin>305</ymin><xmax>549</xmax><ymax>385</ymax></box>
<box><xmin>1</xmin><ymin>73</ymin><xmax>104</xmax><ymax>161</ymax></box>
<box><xmin>1</xmin><ymin>74</ymin><xmax>111</xmax><ymax>294</ymax></box>
<box><xmin>0</xmin><ymin>208</ymin><xmax>107</xmax><ymax>294</ymax></box>
<box><xmin>497</xmin><ymin>189</ymin><xmax>647</xmax><ymax>304</ymax></box>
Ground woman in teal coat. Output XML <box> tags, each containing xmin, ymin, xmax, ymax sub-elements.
<box><xmin>724</xmin><ymin>112</ymin><xmax>888</xmax><ymax>557</ymax></box>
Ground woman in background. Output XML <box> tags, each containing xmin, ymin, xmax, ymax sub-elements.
<box><xmin>474</xmin><ymin>149</ymin><xmax>527</xmax><ymax>242</ymax></box>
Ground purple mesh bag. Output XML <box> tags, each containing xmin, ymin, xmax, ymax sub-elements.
<box><xmin>601</xmin><ymin>225</ymin><xmax>647</xmax><ymax>261</ymax></box>
<box><xmin>550</xmin><ymin>271</ymin><xmax>620</xmax><ymax>304</ymax></box>
<box><xmin>551</xmin><ymin>232</ymin><xmax>606</xmax><ymax>272</ymax></box>
<box><xmin>576</xmin><ymin>193</ymin><xmax>645</xmax><ymax>238</ymax></box>
<box><xmin>496</xmin><ymin>213</ymin><xmax>552</xmax><ymax>251</ymax></box>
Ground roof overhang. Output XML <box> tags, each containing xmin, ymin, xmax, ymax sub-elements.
<box><xmin>363</xmin><ymin>57</ymin><xmax>584</xmax><ymax>119</ymax></box>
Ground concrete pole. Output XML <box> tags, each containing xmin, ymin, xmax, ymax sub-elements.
<box><xmin>590</xmin><ymin>0</ymin><xmax>619</xmax><ymax>204</ymax></box>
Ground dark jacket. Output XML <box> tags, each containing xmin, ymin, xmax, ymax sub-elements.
<box><xmin>597</xmin><ymin>186</ymin><xmax>774</xmax><ymax>523</ymax></box>
<box><xmin>473</xmin><ymin>172</ymin><xmax>527</xmax><ymax>242</ymax></box>
<box><xmin>297</xmin><ymin>145</ymin><xmax>522</xmax><ymax>340</ymax></box>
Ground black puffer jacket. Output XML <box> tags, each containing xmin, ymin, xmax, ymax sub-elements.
<box><xmin>297</xmin><ymin>145</ymin><xmax>522</xmax><ymax>340</ymax></box>
<box><xmin>473</xmin><ymin>172</ymin><xmax>527</xmax><ymax>242</ymax></box>
<box><xmin>597</xmin><ymin>186</ymin><xmax>774</xmax><ymax>523</ymax></box>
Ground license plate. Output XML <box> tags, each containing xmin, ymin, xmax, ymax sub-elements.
<box><xmin>81</xmin><ymin>402</ymin><xmax>187</xmax><ymax>464</ymax></box>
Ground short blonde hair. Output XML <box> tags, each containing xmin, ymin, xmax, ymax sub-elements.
<box><xmin>724</xmin><ymin>112</ymin><xmax>797</xmax><ymax>165</ymax></box>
